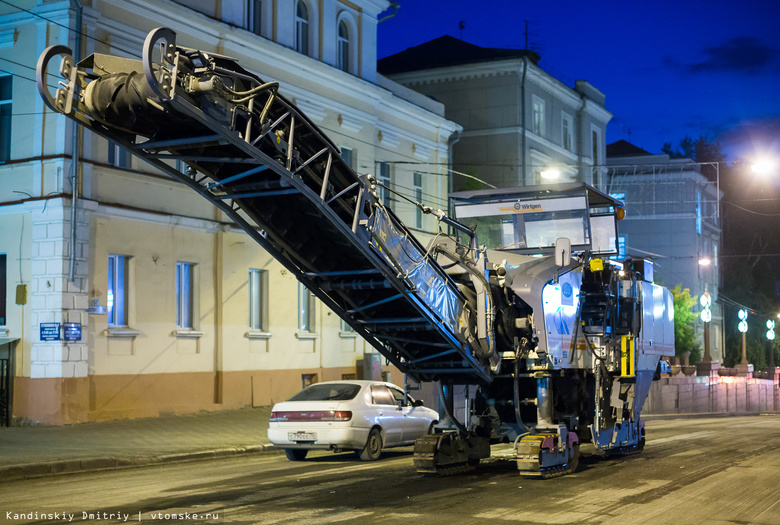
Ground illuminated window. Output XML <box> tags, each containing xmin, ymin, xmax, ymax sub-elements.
<box><xmin>295</xmin><ymin>1</ymin><xmax>309</xmax><ymax>55</ymax></box>
<box><xmin>298</xmin><ymin>282</ymin><xmax>316</xmax><ymax>332</ymax></box>
<box><xmin>337</xmin><ymin>19</ymin><xmax>350</xmax><ymax>72</ymax></box>
<box><xmin>0</xmin><ymin>76</ymin><xmax>10</xmax><ymax>163</ymax></box>
<box><xmin>107</xmin><ymin>255</ymin><xmax>129</xmax><ymax>327</ymax></box>
<box><xmin>176</xmin><ymin>262</ymin><xmax>195</xmax><ymax>328</ymax></box>
<box><xmin>696</xmin><ymin>191</ymin><xmax>702</xmax><ymax>234</ymax></box>
<box><xmin>249</xmin><ymin>268</ymin><xmax>268</xmax><ymax>331</ymax></box>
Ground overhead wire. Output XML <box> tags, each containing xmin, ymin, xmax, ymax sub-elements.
<box><xmin>2</xmin><ymin>0</ymin><xmax>460</xmax><ymax>214</ymax></box>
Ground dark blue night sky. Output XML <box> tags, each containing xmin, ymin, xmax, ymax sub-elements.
<box><xmin>378</xmin><ymin>0</ymin><xmax>780</xmax><ymax>162</ymax></box>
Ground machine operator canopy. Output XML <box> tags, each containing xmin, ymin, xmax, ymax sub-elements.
<box><xmin>451</xmin><ymin>183</ymin><xmax>623</xmax><ymax>256</ymax></box>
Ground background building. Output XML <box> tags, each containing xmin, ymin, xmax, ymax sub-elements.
<box><xmin>378</xmin><ymin>36</ymin><xmax>612</xmax><ymax>191</ymax></box>
<box><xmin>0</xmin><ymin>0</ymin><xmax>460</xmax><ymax>424</ymax></box>
<box><xmin>606</xmin><ymin>140</ymin><xmax>724</xmax><ymax>362</ymax></box>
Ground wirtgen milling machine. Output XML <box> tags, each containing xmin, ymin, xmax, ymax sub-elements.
<box><xmin>37</xmin><ymin>28</ymin><xmax>674</xmax><ymax>478</ymax></box>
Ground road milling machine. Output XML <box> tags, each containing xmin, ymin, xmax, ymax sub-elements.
<box><xmin>37</xmin><ymin>28</ymin><xmax>674</xmax><ymax>478</ymax></box>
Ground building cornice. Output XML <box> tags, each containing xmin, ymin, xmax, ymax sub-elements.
<box><xmin>387</xmin><ymin>57</ymin><xmax>612</xmax><ymax>124</ymax></box>
<box><xmin>100</xmin><ymin>0</ymin><xmax>457</xmax><ymax>142</ymax></box>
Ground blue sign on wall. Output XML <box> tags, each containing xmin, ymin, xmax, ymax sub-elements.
<box><xmin>63</xmin><ymin>322</ymin><xmax>82</xmax><ymax>342</ymax></box>
<box><xmin>40</xmin><ymin>322</ymin><xmax>61</xmax><ymax>341</ymax></box>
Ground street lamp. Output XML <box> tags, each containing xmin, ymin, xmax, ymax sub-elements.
<box><xmin>540</xmin><ymin>167</ymin><xmax>560</xmax><ymax>180</ymax></box>
<box><xmin>751</xmin><ymin>157</ymin><xmax>777</xmax><ymax>177</ymax></box>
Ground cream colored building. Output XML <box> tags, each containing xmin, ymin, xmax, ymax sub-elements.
<box><xmin>0</xmin><ymin>0</ymin><xmax>460</xmax><ymax>424</ymax></box>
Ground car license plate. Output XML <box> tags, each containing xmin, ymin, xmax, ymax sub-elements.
<box><xmin>289</xmin><ymin>432</ymin><xmax>316</xmax><ymax>441</ymax></box>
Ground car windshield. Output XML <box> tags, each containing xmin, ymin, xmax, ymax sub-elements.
<box><xmin>288</xmin><ymin>383</ymin><xmax>361</xmax><ymax>401</ymax></box>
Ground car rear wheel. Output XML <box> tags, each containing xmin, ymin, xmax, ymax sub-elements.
<box><xmin>285</xmin><ymin>449</ymin><xmax>308</xmax><ymax>461</ymax></box>
<box><xmin>359</xmin><ymin>428</ymin><xmax>382</xmax><ymax>461</ymax></box>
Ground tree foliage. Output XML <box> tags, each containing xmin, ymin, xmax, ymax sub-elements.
<box><xmin>661</xmin><ymin>135</ymin><xmax>725</xmax><ymax>182</ymax></box>
<box><xmin>670</xmin><ymin>284</ymin><xmax>702</xmax><ymax>364</ymax></box>
<box><xmin>661</xmin><ymin>135</ymin><xmax>726</xmax><ymax>163</ymax></box>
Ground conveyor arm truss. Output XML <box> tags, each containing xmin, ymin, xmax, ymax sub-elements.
<box><xmin>37</xmin><ymin>28</ymin><xmax>493</xmax><ymax>384</ymax></box>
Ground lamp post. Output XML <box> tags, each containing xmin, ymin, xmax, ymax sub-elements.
<box><xmin>700</xmin><ymin>292</ymin><xmax>712</xmax><ymax>361</ymax></box>
<box><xmin>767</xmin><ymin>319</ymin><xmax>776</xmax><ymax>370</ymax></box>
<box><xmin>736</xmin><ymin>309</ymin><xmax>751</xmax><ymax>376</ymax></box>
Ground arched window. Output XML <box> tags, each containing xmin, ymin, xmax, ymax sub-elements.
<box><xmin>337</xmin><ymin>19</ymin><xmax>350</xmax><ymax>72</ymax></box>
<box><xmin>295</xmin><ymin>1</ymin><xmax>309</xmax><ymax>55</ymax></box>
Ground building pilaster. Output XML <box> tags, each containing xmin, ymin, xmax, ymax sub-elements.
<box><xmin>25</xmin><ymin>198</ymin><xmax>92</xmax><ymax>423</ymax></box>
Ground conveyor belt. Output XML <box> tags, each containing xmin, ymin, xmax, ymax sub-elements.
<box><xmin>37</xmin><ymin>27</ymin><xmax>493</xmax><ymax>384</ymax></box>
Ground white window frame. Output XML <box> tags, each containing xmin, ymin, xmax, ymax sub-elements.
<box><xmin>339</xmin><ymin>318</ymin><xmax>356</xmax><ymax>337</ymax></box>
<box><xmin>0</xmin><ymin>253</ymin><xmax>6</xmax><ymax>327</ymax></box>
<box><xmin>295</xmin><ymin>0</ymin><xmax>311</xmax><ymax>56</ymax></box>
<box><xmin>591</xmin><ymin>125</ymin><xmax>602</xmax><ymax>187</ymax></box>
<box><xmin>247</xmin><ymin>0</ymin><xmax>264</xmax><ymax>37</ymax></box>
<box><xmin>108</xmin><ymin>140</ymin><xmax>130</xmax><ymax>169</ymax></box>
<box><xmin>297</xmin><ymin>282</ymin><xmax>316</xmax><ymax>333</ymax></box>
<box><xmin>340</xmin><ymin>146</ymin><xmax>354</xmax><ymax>170</ymax></box>
<box><xmin>176</xmin><ymin>262</ymin><xmax>195</xmax><ymax>329</ymax></box>
<box><xmin>377</xmin><ymin>162</ymin><xmax>391</xmax><ymax>204</ymax></box>
<box><xmin>0</xmin><ymin>75</ymin><xmax>11</xmax><ymax>163</ymax></box>
<box><xmin>413</xmin><ymin>171</ymin><xmax>423</xmax><ymax>229</ymax></box>
<box><xmin>337</xmin><ymin>18</ymin><xmax>350</xmax><ymax>72</ymax></box>
<box><xmin>108</xmin><ymin>254</ymin><xmax>130</xmax><ymax>327</ymax></box>
<box><xmin>532</xmin><ymin>96</ymin><xmax>545</xmax><ymax>137</ymax></box>
<box><xmin>249</xmin><ymin>268</ymin><xmax>268</xmax><ymax>331</ymax></box>
<box><xmin>561</xmin><ymin>112</ymin><xmax>573</xmax><ymax>152</ymax></box>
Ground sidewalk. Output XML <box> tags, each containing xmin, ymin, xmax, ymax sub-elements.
<box><xmin>0</xmin><ymin>406</ymin><xmax>277</xmax><ymax>481</ymax></box>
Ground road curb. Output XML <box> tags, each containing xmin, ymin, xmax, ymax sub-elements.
<box><xmin>0</xmin><ymin>444</ymin><xmax>280</xmax><ymax>481</ymax></box>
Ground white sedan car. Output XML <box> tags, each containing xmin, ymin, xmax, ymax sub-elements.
<box><xmin>267</xmin><ymin>380</ymin><xmax>438</xmax><ymax>461</ymax></box>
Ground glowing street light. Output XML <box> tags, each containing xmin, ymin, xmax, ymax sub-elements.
<box><xmin>540</xmin><ymin>167</ymin><xmax>560</xmax><ymax>180</ymax></box>
<box><xmin>698</xmin><ymin>257</ymin><xmax>712</xmax><ymax>266</ymax></box>
<box><xmin>738</xmin><ymin>308</ymin><xmax>748</xmax><ymax>333</ymax></box>
<box><xmin>751</xmin><ymin>157</ymin><xmax>777</xmax><ymax>177</ymax></box>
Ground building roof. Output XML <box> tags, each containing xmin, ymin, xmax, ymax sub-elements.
<box><xmin>450</xmin><ymin>182</ymin><xmax>622</xmax><ymax>208</ymax></box>
<box><xmin>606</xmin><ymin>140</ymin><xmax>652</xmax><ymax>157</ymax></box>
<box><xmin>378</xmin><ymin>35</ymin><xmax>541</xmax><ymax>75</ymax></box>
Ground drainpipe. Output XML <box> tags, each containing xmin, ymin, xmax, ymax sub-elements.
<box><xmin>68</xmin><ymin>0</ymin><xmax>82</xmax><ymax>283</ymax></box>
<box><xmin>447</xmin><ymin>129</ymin><xmax>460</xmax><ymax>222</ymax></box>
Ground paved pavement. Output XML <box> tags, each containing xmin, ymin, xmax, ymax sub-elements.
<box><xmin>0</xmin><ymin>406</ymin><xmax>276</xmax><ymax>481</ymax></box>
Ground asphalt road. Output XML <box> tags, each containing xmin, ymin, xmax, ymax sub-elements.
<box><xmin>2</xmin><ymin>415</ymin><xmax>780</xmax><ymax>525</ymax></box>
